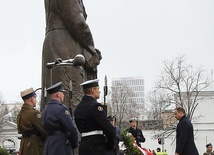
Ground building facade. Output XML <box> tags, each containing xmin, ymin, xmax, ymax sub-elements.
<box><xmin>0</xmin><ymin>121</ymin><xmax>21</xmax><ymax>153</ymax></box>
<box><xmin>112</xmin><ymin>76</ymin><xmax>145</xmax><ymax>120</ymax></box>
<box><xmin>0</xmin><ymin>102</ymin><xmax>22</xmax><ymax>153</ymax></box>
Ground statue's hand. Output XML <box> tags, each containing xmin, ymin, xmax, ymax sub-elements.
<box><xmin>95</xmin><ymin>49</ymin><xmax>102</xmax><ymax>60</ymax></box>
<box><xmin>84</xmin><ymin>49</ymin><xmax>101</xmax><ymax>68</ymax></box>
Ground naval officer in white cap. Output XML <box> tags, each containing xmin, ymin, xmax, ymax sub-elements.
<box><xmin>74</xmin><ymin>79</ymin><xmax>116</xmax><ymax>155</ymax></box>
<box><xmin>127</xmin><ymin>117</ymin><xmax>145</xmax><ymax>147</ymax></box>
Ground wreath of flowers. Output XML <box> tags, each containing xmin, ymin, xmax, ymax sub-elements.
<box><xmin>121</xmin><ymin>130</ymin><xmax>143</xmax><ymax>155</ymax></box>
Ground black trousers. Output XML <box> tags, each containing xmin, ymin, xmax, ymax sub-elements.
<box><xmin>79</xmin><ymin>136</ymin><xmax>108</xmax><ymax>155</ymax></box>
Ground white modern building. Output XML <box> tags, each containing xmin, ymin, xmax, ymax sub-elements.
<box><xmin>191</xmin><ymin>91</ymin><xmax>214</xmax><ymax>154</ymax></box>
<box><xmin>112</xmin><ymin>76</ymin><xmax>145</xmax><ymax>120</ymax></box>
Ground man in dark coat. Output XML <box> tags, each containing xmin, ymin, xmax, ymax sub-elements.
<box><xmin>42</xmin><ymin>82</ymin><xmax>78</xmax><ymax>155</ymax></box>
<box><xmin>42</xmin><ymin>0</ymin><xmax>102</xmax><ymax>110</ymax></box>
<box><xmin>127</xmin><ymin>117</ymin><xmax>145</xmax><ymax>147</ymax></box>
<box><xmin>174</xmin><ymin>107</ymin><xmax>199</xmax><ymax>155</ymax></box>
<box><xmin>17</xmin><ymin>88</ymin><xmax>47</xmax><ymax>155</ymax></box>
<box><xmin>74</xmin><ymin>79</ymin><xmax>116</xmax><ymax>155</ymax></box>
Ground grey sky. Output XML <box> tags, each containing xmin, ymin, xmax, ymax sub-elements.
<box><xmin>0</xmin><ymin>0</ymin><xmax>214</xmax><ymax>102</ymax></box>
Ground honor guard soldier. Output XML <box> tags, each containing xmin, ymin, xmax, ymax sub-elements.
<box><xmin>42</xmin><ymin>82</ymin><xmax>78</xmax><ymax>155</ymax></box>
<box><xmin>127</xmin><ymin>117</ymin><xmax>145</xmax><ymax>147</ymax></box>
<box><xmin>107</xmin><ymin>115</ymin><xmax>121</xmax><ymax>155</ymax></box>
<box><xmin>203</xmin><ymin>143</ymin><xmax>214</xmax><ymax>155</ymax></box>
<box><xmin>17</xmin><ymin>88</ymin><xmax>47</xmax><ymax>155</ymax></box>
<box><xmin>74</xmin><ymin>79</ymin><xmax>116</xmax><ymax>155</ymax></box>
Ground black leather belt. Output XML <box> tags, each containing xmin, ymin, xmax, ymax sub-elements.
<box><xmin>48</xmin><ymin>130</ymin><xmax>64</xmax><ymax>136</ymax></box>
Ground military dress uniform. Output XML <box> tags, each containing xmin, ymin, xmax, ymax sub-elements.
<box><xmin>203</xmin><ymin>143</ymin><xmax>214</xmax><ymax>155</ymax></box>
<box><xmin>127</xmin><ymin>118</ymin><xmax>145</xmax><ymax>148</ymax></box>
<box><xmin>74</xmin><ymin>79</ymin><xmax>116</xmax><ymax>155</ymax></box>
<box><xmin>107</xmin><ymin>115</ymin><xmax>121</xmax><ymax>155</ymax></box>
<box><xmin>75</xmin><ymin>95</ymin><xmax>116</xmax><ymax>155</ymax></box>
<box><xmin>17</xmin><ymin>88</ymin><xmax>46</xmax><ymax>155</ymax></box>
<box><xmin>203</xmin><ymin>152</ymin><xmax>214</xmax><ymax>155</ymax></box>
<box><xmin>42</xmin><ymin>82</ymin><xmax>78</xmax><ymax>155</ymax></box>
<box><xmin>127</xmin><ymin>127</ymin><xmax>145</xmax><ymax>147</ymax></box>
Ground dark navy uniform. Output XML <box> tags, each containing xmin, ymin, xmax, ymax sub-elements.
<box><xmin>107</xmin><ymin>115</ymin><xmax>121</xmax><ymax>155</ymax></box>
<box><xmin>127</xmin><ymin>127</ymin><xmax>145</xmax><ymax>147</ymax></box>
<box><xmin>42</xmin><ymin>82</ymin><xmax>78</xmax><ymax>155</ymax></box>
<box><xmin>127</xmin><ymin>117</ymin><xmax>145</xmax><ymax>147</ymax></box>
<box><xmin>74</xmin><ymin>95</ymin><xmax>116</xmax><ymax>155</ymax></box>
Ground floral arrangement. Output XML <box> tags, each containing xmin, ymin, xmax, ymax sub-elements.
<box><xmin>121</xmin><ymin>130</ymin><xmax>143</xmax><ymax>155</ymax></box>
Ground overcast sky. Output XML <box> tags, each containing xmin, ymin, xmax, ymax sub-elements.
<box><xmin>0</xmin><ymin>0</ymin><xmax>214</xmax><ymax>102</ymax></box>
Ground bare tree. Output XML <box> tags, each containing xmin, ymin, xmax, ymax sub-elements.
<box><xmin>145</xmin><ymin>55</ymin><xmax>211</xmax><ymax>140</ymax></box>
<box><xmin>108</xmin><ymin>82</ymin><xmax>138</xmax><ymax>130</ymax></box>
<box><xmin>0</xmin><ymin>92</ymin><xmax>4</xmax><ymax>104</ymax></box>
<box><xmin>144</xmin><ymin>89</ymin><xmax>176</xmax><ymax>136</ymax></box>
<box><xmin>0</xmin><ymin>92</ymin><xmax>6</xmax><ymax>126</ymax></box>
<box><xmin>0</xmin><ymin>106</ymin><xmax>10</xmax><ymax>129</ymax></box>
<box><xmin>10</xmin><ymin>105</ymin><xmax>20</xmax><ymax>123</ymax></box>
<box><xmin>155</xmin><ymin>55</ymin><xmax>211</xmax><ymax>120</ymax></box>
<box><xmin>146</xmin><ymin>89</ymin><xmax>172</xmax><ymax>120</ymax></box>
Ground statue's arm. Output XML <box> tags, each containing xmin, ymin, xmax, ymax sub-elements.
<box><xmin>56</xmin><ymin>0</ymin><xmax>96</xmax><ymax>54</ymax></box>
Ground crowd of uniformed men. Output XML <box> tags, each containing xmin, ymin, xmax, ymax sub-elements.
<box><xmin>17</xmin><ymin>79</ymin><xmax>210</xmax><ymax>155</ymax></box>
<box><xmin>17</xmin><ymin>79</ymin><xmax>148</xmax><ymax>155</ymax></box>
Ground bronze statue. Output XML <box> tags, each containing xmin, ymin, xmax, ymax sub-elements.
<box><xmin>41</xmin><ymin>0</ymin><xmax>102</xmax><ymax>112</ymax></box>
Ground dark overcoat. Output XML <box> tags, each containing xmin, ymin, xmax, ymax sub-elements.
<box><xmin>17</xmin><ymin>104</ymin><xmax>46</xmax><ymax>155</ymax></box>
<box><xmin>42</xmin><ymin>0</ymin><xmax>101</xmax><ymax>110</ymax></box>
<box><xmin>42</xmin><ymin>99</ymin><xmax>78</xmax><ymax>155</ymax></box>
<box><xmin>175</xmin><ymin>115</ymin><xmax>199</xmax><ymax>155</ymax></box>
<box><xmin>74</xmin><ymin>95</ymin><xmax>116</xmax><ymax>155</ymax></box>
